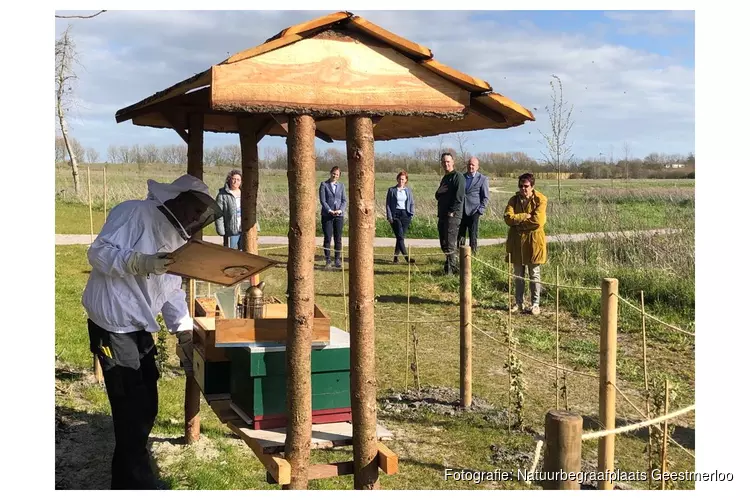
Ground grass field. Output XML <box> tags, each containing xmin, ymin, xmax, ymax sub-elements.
<box><xmin>56</xmin><ymin>164</ymin><xmax>694</xmax><ymax>239</ymax></box>
<box><xmin>55</xmin><ymin>226</ymin><xmax>695</xmax><ymax>489</ymax></box>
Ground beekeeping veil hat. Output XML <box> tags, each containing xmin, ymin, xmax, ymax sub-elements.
<box><xmin>147</xmin><ymin>174</ymin><xmax>221</xmax><ymax>240</ymax></box>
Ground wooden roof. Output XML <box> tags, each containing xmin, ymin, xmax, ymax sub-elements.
<box><xmin>115</xmin><ymin>11</ymin><xmax>535</xmax><ymax>141</ymax></box>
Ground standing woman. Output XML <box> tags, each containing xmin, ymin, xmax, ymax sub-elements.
<box><xmin>319</xmin><ymin>166</ymin><xmax>347</xmax><ymax>269</ymax></box>
<box><xmin>214</xmin><ymin>169</ymin><xmax>243</xmax><ymax>249</ymax></box>
<box><xmin>386</xmin><ymin>170</ymin><xmax>416</xmax><ymax>263</ymax></box>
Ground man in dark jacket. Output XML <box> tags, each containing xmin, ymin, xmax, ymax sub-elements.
<box><xmin>458</xmin><ymin>156</ymin><xmax>490</xmax><ymax>255</ymax></box>
<box><xmin>435</xmin><ymin>152</ymin><xmax>465</xmax><ymax>275</ymax></box>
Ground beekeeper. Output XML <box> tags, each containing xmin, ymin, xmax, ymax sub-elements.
<box><xmin>81</xmin><ymin>173</ymin><xmax>220</xmax><ymax>489</ymax></box>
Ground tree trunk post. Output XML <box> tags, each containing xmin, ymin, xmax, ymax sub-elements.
<box><xmin>239</xmin><ymin>117</ymin><xmax>260</xmax><ymax>285</ymax></box>
<box><xmin>346</xmin><ymin>115</ymin><xmax>380</xmax><ymax>490</ymax></box>
<box><xmin>459</xmin><ymin>245</ymin><xmax>472</xmax><ymax>408</ymax></box>
<box><xmin>543</xmin><ymin>410</ymin><xmax>583</xmax><ymax>490</ymax></box>
<box><xmin>598</xmin><ymin>278</ymin><xmax>618</xmax><ymax>489</ymax></box>
<box><xmin>284</xmin><ymin>114</ymin><xmax>317</xmax><ymax>489</ymax></box>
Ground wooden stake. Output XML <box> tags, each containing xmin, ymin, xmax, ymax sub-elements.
<box><xmin>556</xmin><ymin>266</ymin><xmax>560</xmax><ymax>410</ymax></box>
<box><xmin>507</xmin><ymin>255</ymin><xmax>512</xmax><ymax>432</ymax></box>
<box><xmin>542</xmin><ymin>410</ymin><xmax>582</xmax><ymax>490</ymax></box>
<box><xmin>184</xmin><ymin>112</ymin><xmax>204</xmax><ymax>444</ymax></box>
<box><xmin>641</xmin><ymin>290</ymin><xmax>653</xmax><ymax>489</ymax></box>
<box><xmin>460</xmin><ymin>245</ymin><xmax>472</xmax><ymax>408</ymax></box>
<box><xmin>341</xmin><ymin>256</ymin><xmax>348</xmax><ymax>332</ymax></box>
<box><xmin>239</xmin><ymin>117</ymin><xmax>260</xmax><ymax>285</ymax></box>
<box><xmin>405</xmin><ymin>245</ymin><xmax>411</xmax><ymax>391</ymax></box>
<box><xmin>284</xmin><ymin>114</ymin><xmax>317</xmax><ymax>490</ymax></box>
<box><xmin>598</xmin><ymin>278</ymin><xmax>618</xmax><ymax>490</ymax></box>
<box><xmin>87</xmin><ymin>163</ymin><xmax>93</xmax><ymax>244</ymax></box>
<box><xmin>661</xmin><ymin>379</ymin><xmax>671</xmax><ymax>490</ymax></box>
<box><xmin>346</xmin><ymin>115</ymin><xmax>380</xmax><ymax>490</ymax></box>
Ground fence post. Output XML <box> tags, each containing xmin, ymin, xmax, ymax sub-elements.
<box><xmin>460</xmin><ymin>245</ymin><xmax>472</xmax><ymax>408</ymax></box>
<box><xmin>598</xmin><ymin>278</ymin><xmax>618</xmax><ymax>490</ymax></box>
<box><xmin>543</xmin><ymin>410</ymin><xmax>582</xmax><ymax>490</ymax></box>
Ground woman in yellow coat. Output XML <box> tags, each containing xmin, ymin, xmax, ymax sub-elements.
<box><xmin>504</xmin><ymin>173</ymin><xmax>548</xmax><ymax>315</ymax></box>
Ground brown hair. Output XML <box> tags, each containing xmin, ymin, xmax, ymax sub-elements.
<box><xmin>330</xmin><ymin>166</ymin><xmax>341</xmax><ymax>174</ymax></box>
<box><xmin>396</xmin><ymin>170</ymin><xmax>409</xmax><ymax>184</ymax></box>
<box><xmin>225</xmin><ymin>169</ymin><xmax>242</xmax><ymax>186</ymax></box>
<box><xmin>518</xmin><ymin>172</ymin><xmax>535</xmax><ymax>187</ymax></box>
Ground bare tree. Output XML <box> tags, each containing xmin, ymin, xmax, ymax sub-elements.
<box><xmin>86</xmin><ymin>148</ymin><xmax>100</xmax><ymax>164</ymax></box>
<box><xmin>453</xmin><ymin>131</ymin><xmax>470</xmax><ymax>166</ymax></box>
<box><xmin>56</xmin><ymin>26</ymin><xmax>82</xmax><ymax>195</ymax></box>
<box><xmin>623</xmin><ymin>142</ymin><xmax>631</xmax><ymax>181</ymax></box>
<box><xmin>539</xmin><ymin>75</ymin><xmax>575</xmax><ymax>202</ymax></box>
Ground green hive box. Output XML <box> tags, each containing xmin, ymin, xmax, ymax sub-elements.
<box><xmin>193</xmin><ymin>347</ymin><xmax>231</xmax><ymax>398</ymax></box>
<box><xmin>228</xmin><ymin>327</ymin><xmax>351</xmax><ymax>429</ymax></box>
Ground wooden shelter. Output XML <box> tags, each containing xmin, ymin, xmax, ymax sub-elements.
<box><xmin>115</xmin><ymin>11</ymin><xmax>534</xmax><ymax>490</ymax></box>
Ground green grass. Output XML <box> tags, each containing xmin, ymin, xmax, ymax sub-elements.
<box><xmin>56</xmin><ymin>165</ymin><xmax>694</xmax><ymax>238</ymax></box>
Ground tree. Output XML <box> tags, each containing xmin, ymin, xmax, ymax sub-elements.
<box><xmin>539</xmin><ymin>75</ymin><xmax>575</xmax><ymax>203</ymax></box>
<box><xmin>86</xmin><ymin>147</ymin><xmax>100</xmax><ymax>164</ymax></box>
<box><xmin>623</xmin><ymin>142</ymin><xmax>631</xmax><ymax>181</ymax></box>
<box><xmin>56</xmin><ymin>26</ymin><xmax>82</xmax><ymax>195</ymax></box>
<box><xmin>453</xmin><ymin>131</ymin><xmax>470</xmax><ymax>166</ymax></box>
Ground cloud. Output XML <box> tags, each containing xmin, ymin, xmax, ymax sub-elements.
<box><xmin>603</xmin><ymin>10</ymin><xmax>695</xmax><ymax>37</ymax></box>
<box><xmin>55</xmin><ymin>10</ymin><xmax>694</xmax><ymax>160</ymax></box>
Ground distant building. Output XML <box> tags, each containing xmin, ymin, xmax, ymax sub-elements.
<box><xmin>664</xmin><ymin>163</ymin><xmax>686</xmax><ymax>169</ymax></box>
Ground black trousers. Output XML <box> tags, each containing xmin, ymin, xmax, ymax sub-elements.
<box><xmin>88</xmin><ymin>319</ymin><xmax>160</xmax><ymax>490</ymax></box>
<box><xmin>458</xmin><ymin>212</ymin><xmax>481</xmax><ymax>254</ymax></box>
<box><xmin>322</xmin><ymin>214</ymin><xmax>344</xmax><ymax>264</ymax></box>
<box><xmin>437</xmin><ymin>215</ymin><xmax>461</xmax><ymax>273</ymax></box>
<box><xmin>389</xmin><ymin>209</ymin><xmax>412</xmax><ymax>257</ymax></box>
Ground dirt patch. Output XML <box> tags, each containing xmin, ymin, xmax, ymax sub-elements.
<box><xmin>378</xmin><ymin>385</ymin><xmax>510</xmax><ymax>427</ymax></box>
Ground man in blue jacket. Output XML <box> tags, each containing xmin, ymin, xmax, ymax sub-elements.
<box><xmin>458</xmin><ymin>156</ymin><xmax>490</xmax><ymax>255</ymax></box>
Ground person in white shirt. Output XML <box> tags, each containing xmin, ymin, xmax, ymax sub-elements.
<box><xmin>82</xmin><ymin>174</ymin><xmax>220</xmax><ymax>489</ymax></box>
<box><xmin>385</xmin><ymin>170</ymin><xmax>416</xmax><ymax>263</ymax></box>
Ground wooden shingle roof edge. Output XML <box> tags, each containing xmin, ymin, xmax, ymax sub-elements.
<box><xmin>115</xmin><ymin>11</ymin><xmax>534</xmax><ymax>124</ymax></box>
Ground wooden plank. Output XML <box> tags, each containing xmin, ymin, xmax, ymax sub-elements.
<box><xmin>211</xmin><ymin>36</ymin><xmax>468</xmax><ymax>116</ymax></box>
<box><xmin>475</xmin><ymin>92</ymin><xmax>536</xmax><ymax>123</ymax></box>
<box><xmin>255</xmin><ymin>117</ymin><xmax>276</xmax><ymax>142</ymax></box>
<box><xmin>227</xmin><ymin>420</ymin><xmax>292</xmax><ymax>485</ymax></box>
<box><xmin>233</xmin><ymin>421</ymin><xmax>394</xmax><ymax>454</ymax></box>
<box><xmin>420</xmin><ymin>59</ymin><xmax>492</xmax><ymax>93</ymax></box>
<box><xmin>348</xmin><ymin>16</ymin><xmax>432</xmax><ymax>60</ymax></box>
<box><xmin>161</xmin><ymin>111</ymin><xmax>190</xmax><ymax>143</ymax></box>
<box><xmin>377</xmin><ymin>442</ymin><xmax>399</xmax><ymax>474</ymax></box>
<box><xmin>167</xmin><ymin>239</ymin><xmax>281</xmax><ymax>286</ymax></box>
<box><xmin>280</xmin><ymin>11</ymin><xmax>352</xmax><ymax>37</ymax></box>
<box><xmin>468</xmin><ymin>100</ymin><xmax>508</xmax><ymax>125</ymax></box>
<box><xmin>223</xmin><ymin>34</ymin><xmax>303</xmax><ymax>65</ymax></box>
<box><xmin>214</xmin><ymin>315</ymin><xmax>331</xmax><ymax>345</ymax></box>
<box><xmin>308</xmin><ymin>461</ymin><xmax>354</xmax><ymax>480</ymax></box>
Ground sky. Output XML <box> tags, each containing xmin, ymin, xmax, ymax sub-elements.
<box><xmin>53</xmin><ymin>8</ymin><xmax>695</xmax><ymax>163</ymax></box>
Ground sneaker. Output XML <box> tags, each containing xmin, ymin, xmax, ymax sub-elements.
<box><xmin>509</xmin><ymin>304</ymin><xmax>521</xmax><ymax>313</ymax></box>
<box><xmin>334</xmin><ymin>262</ymin><xmax>342</xmax><ymax>269</ymax></box>
<box><xmin>324</xmin><ymin>262</ymin><xmax>332</xmax><ymax>270</ymax></box>
<box><xmin>393</xmin><ymin>256</ymin><xmax>399</xmax><ymax>264</ymax></box>
<box><xmin>530</xmin><ymin>304</ymin><xmax>541</xmax><ymax>316</ymax></box>
<box><xmin>407</xmin><ymin>258</ymin><xmax>416</xmax><ymax>264</ymax></box>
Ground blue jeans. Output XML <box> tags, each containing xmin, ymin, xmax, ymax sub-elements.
<box><xmin>224</xmin><ymin>234</ymin><xmax>241</xmax><ymax>249</ymax></box>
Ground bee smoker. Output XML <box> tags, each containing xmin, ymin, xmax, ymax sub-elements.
<box><xmin>242</xmin><ymin>281</ymin><xmax>266</xmax><ymax>319</ymax></box>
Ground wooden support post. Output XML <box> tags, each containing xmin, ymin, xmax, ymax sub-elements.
<box><xmin>641</xmin><ymin>290</ymin><xmax>653</xmax><ymax>489</ymax></box>
<box><xmin>239</xmin><ymin>117</ymin><xmax>260</xmax><ymax>286</ymax></box>
<box><xmin>284</xmin><ymin>114</ymin><xmax>317</xmax><ymax>490</ymax></box>
<box><xmin>459</xmin><ymin>245</ymin><xmax>472</xmax><ymax>408</ymax></box>
<box><xmin>543</xmin><ymin>410</ymin><xmax>582</xmax><ymax>490</ymax></box>
<box><xmin>184</xmin><ymin>112</ymin><xmax>204</xmax><ymax>445</ymax></box>
<box><xmin>346</xmin><ymin>115</ymin><xmax>380</xmax><ymax>490</ymax></box>
<box><xmin>87</xmin><ymin>163</ymin><xmax>93</xmax><ymax>244</ymax></box>
<box><xmin>598</xmin><ymin>278</ymin><xmax>618</xmax><ymax>490</ymax></box>
<box><xmin>555</xmin><ymin>266</ymin><xmax>560</xmax><ymax>410</ymax></box>
<box><xmin>661</xmin><ymin>379</ymin><xmax>671</xmax><ymax>490</ymax></box>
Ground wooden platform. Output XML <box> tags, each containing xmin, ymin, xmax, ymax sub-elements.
<box><xmin>207</xmin><ymin>397</ymin><xmax>398</xmax><ymax>485</ymax></box>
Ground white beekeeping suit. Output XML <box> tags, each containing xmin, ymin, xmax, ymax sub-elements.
<box><xmin>82</xmin><ymin>174</ymin><xmax>215</xmax><ymax>334</ymax></box>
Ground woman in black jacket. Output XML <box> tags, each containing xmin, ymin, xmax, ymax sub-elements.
<box><xmin>385</xmin><ymin>170</ymin><xmax>416</xmax><ymax>263</ymax></box>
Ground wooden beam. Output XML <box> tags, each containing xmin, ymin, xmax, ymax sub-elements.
<box><xmin>280</xmin><ymin>11</ymin><xmax>352</xmax><ymax>37</ymax></box>
<box><xmin>346</xmin><ymin>116</ymin><xmax>380</xmax><ymax>490</ymax></box>
<box><xmin>420</xmin><ymin>59</ymin><xmax>492</xmax><ymax>93</ymax></box>
<box><xmin>371</xmin><ymin>116</ymin><xmax>383</xmax><ymax>129</ymax></box>
<box><xmin>162</xmin><ymin>111</ymin><xmax>190</xmax><ymax>144</ymax></box>
<box><xmin>255</xmin><ymin>117</ymin><xmax>276</xmax><ymax>143</ymax></box>
<box><xmin>227</xmin><ymin>420</ymin><xmax>292</xmax><ymax>485</ymax></box>
<box><xmin>307</xmin><ymin>461</ymin><xmax>355</xmax><ymax>480</ymax></box>
<box><xmin>348</xmin><ymin>16</ymin><xmax>432</xmax><ymax>60</ymax></box>
<box><xmin>315</xmin><ymin>128</ymin><xmax>335</xmax><ymax>144</ymax></box>
<box><xmin>377</xmin><ymin>442</ymin><xmax>399</xmax><ymax>475</ymax></box>
<box><xmin>468</xmin><ymin>100</ymin><xmax>508</xmax><ymax>126</ymax></box>
<box><xmin>118</xmin><ymin>87</ymin><xmax>211</xmax><ymax>124</ymax></box>
<box><xmin>285</xmin><ymin>115</ymin><xmax>317</xmax><ymax>490</ymax></box>
<box><xmin>115</xmin><ymin>70</ymin><xmax>211</xmax><ymax>122</ymax></box>
<box><xmin>223</xmin><ymin>34</ymin><xmax>304</xmax><ymax>65</ymax></box>
<box><xmin>238</xmin><ymin>117</ymin><xmax>260</xmax><ymax>275</ymax></box>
